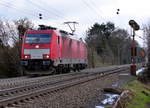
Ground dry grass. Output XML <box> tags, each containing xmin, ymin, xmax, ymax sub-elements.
<box><xmin>122</xmin><ymin>80</ymin><xmax>150</xmax><ymax>108</ymax></box>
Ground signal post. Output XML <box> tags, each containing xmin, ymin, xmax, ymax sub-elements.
<box><xmin>129</xmin><ymin>20</ymin><xmax>140</xmax><ymax>76</ymax></box>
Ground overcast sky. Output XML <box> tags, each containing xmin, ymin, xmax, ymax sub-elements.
<box><xmin>0</xmin><ymin>0</ymin><xmax>150</xmax><ymax>46</ymax></box>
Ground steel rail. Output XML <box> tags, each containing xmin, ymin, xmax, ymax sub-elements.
<box><xmin>0</xmin><ymin>66</ymin><xmax>124</xmax><ymax>96</ymax></box>
<box><xmin>0</xmin><ymin>66</ymin><xmax>126</xmax><ymax>99</ymax></box>
<box><xmin>0</xmin><ymin>65</ymin><xmax>130</xmax><ymax>90</ymax></box>
<box><xmin>0</xmin><ymin>66</ymin><xmax>129</xmax><ymax>107</ymax></box>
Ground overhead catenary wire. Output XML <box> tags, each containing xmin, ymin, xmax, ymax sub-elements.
<box><xmin>25</xmin><ymin>0</ymin><xmax>78</xmax><ymax>32</ymax></box>
<box><xmin>0</xmin><ymin>1</ymin><xmax>37</xmax><ymax>18</ymax></box>
<box><xmin>81</xmin><ymin>0</ymin><xmax>101</xmax><ymax>17</ymax></box>
<box><xmin>80</xmin><ymin>0</ymin><xmax>112</xmax><ymax>39</ymax></box>
<box><xmin>87</xmin><ymin>0</ymin><xmax>105</xmax><ymax>18</ymax></box>
<box><xmin>76</xmin><ymin>0</ymin><xmax>100</xmax><ymax>33</ymax></box>
<box><xmin>34</xmin><ymin>0</ymin><xmax>67</xmax><ymax>19</ymax></box>
<box><xmin>28</xmin><ymin>0</ymin><xmax>95</xmax><ymax>36</ymax></box>
<box><xmin>81</xmin><ymin>0</ymin><xmax>104</xmax><ymax>23</ymax></box>
<box><xmin>0</xmin><ymin>0</ymin><xmax>72</xmax><ymax>31</ymax></box>
<box><xmin>26</xmin><ymin>0</ymin><xmax>68</xmax><ymax>21</ymax></box>
<box><xmin>0</xmin><ymin>0</ymin><xmax>66</xmax><ymax>21</ymax></box>
<box><xmin>75</xmin><ymin>1</ymin><xmax>96</xmax><ymax>24</ymax></box>
<box><xmin>25</xmin><ymin>0</ymin><xmax>94</xmax><ymax>31</ymax></box>
<box><xmin>80</xmin><ymin>1</ymin><xmax>113</xmax><ymax>40</ymax></box>
<box><xmin>0</xmin><ymin>0</ymin><xmax>96</xmax><ymax>38</ymax></box>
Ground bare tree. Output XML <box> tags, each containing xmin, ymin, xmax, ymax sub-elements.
<box><xmin>14</xmin><ymin>18</ymin><xmax>33</xmax><ymax>41</ymax></box>
<box><xmin>0</xmin><ymin>18</ymin><xmax>34</xmax><ymax>77</ymax></box>
<box><xmin>0</xmin><ymin>20</ymin><xmax>9</xmax><ymax>46</ymax></box>
<box><xmin>144</xmin><ymin>24</ymin><xmax>150</xmax><ymax>78</ymax></box>
<box><xmin>0</xmin><ymin>19</ymin><xmax>19</xmax><ymax>77</ymax></box>
<box><xmin>14</xmin><ymin>18</ymin><xmax>34</xmax><ymax>59</ymax></box>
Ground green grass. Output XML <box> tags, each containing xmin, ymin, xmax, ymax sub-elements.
<box><xmin>124</xmin><ymin>80</ymin><xmax>150</xmax><ymax>108</ymax></box>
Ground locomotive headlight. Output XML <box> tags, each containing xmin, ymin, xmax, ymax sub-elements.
<box><xmin>24</xmin><ymin>55</ymin><xmax>30</xmax><ymax>59</ymax></box>
<box><xmin>25</xmin><ymin>55</ymin><xmax>28</xmax><ymax>59</ymax></box>
<box><xmin>43</xmin><ymin>54</ymin><xmax>50</xmax><ymax>59</ymax></box>
<box><xmin>35</xmin><ymin>45</ymin><xmax>39</xmax><ymax>48</ymax></box>
<box><xmin>46</xmin><ymin>55</ymin><xmax>49</xmax><ymax>58</ymax></box>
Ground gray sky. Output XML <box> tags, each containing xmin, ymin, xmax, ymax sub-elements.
<box><xmin>0</xmin><ymin>0</ymin><xmax>150</xmax><ymax>46</ymax></box>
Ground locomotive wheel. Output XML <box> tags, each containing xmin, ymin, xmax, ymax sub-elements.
<box><xmin>59</xmin><ymin>67</ymin><xmax>63</xmax><ymax>74</ymax></box>
<box><xmin>56</xmin><ymin>67</ymin><xmax>61</xmax><ymax>74</ymax></box>
<box><xmin>50</xmin><ymin>67</ymin><xmax>57</xmax><ymax>75</ymax></box>
<box><xmin>56</xmin><ymin>65</ymin><xmax>64</xmax><ymax>74</ymax></box>
<box><xmin>19</xmin><ymin>67</ymin><xmax>26</xmax><ymax>76</ymax></box>
<box><xmin>64</xmin><ymin>68</ymin><xmax>70</xmax><ymax>73</ymax></box>
<box><xmin>72</xmin><ymin>67</ymin><xmax>76</xmax><ymax>72</ymax></box>
<box><xmin>66</xmin><ymin>68</ymin><xmax>71</xmax><ymax>73</ymax></box>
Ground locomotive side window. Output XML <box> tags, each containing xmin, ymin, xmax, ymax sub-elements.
<box><xmin>25</xmin><ymin>33</ymin><xmax>52</xmax><ymax>43</ymax></box>
<box><xmin>57</xmin><ymin>36</ymin><xmax>60</xmax><ymax>44</ymax></box>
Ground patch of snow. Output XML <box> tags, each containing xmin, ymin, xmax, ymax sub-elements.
<box><xmin>136</xmin><ymin>68</ymin><xmax>145</xmax><ymax>75</ymax></box>
<box><xmin>95</xmin><ymin>93</ymin><xmax>119</xmax><ymax>108</ymax></box>
<box><xmin>101</xmin><ymin>94</ymin><xmax>119</xmax><ymax>105</ymax></box>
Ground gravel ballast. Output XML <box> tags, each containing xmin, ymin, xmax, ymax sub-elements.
<box><xmin>18</xmin><ymin>73</ymin><xmax>120</xmax><ymax>108</ymax></box>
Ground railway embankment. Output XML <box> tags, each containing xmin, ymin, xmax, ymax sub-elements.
<box><xmin>117</xmin><ymin>68</ymin><xmax>150</xmax><ymax>108</ymax></box>
<box><xmin>119</xmin><ymin>80</ymin><xmax>150</xmax><ymax>108</ymax></box>
<box><xmin>18</xmin><ymin>72</ymin><xmax>121</xmax><ymax>108</ymax></box>
<box><xmin>1</xmin><ymin>65</ymin><xmax>147</xmax><ymax>108</ymax></box>
<box><xmin>94</xmin><ymin>67</ymin><xmax>150</xmax><ymax>108</ymax></box>
<box><xmin>0</xmin><ymin>65</ymin><xmax>128</xmax><ymax>108</ymax></box>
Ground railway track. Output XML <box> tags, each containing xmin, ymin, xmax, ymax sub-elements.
<box><xmin>0</xmin><ymin>70</ymin><xmax>92</xmax><ymax>90</ymax></box>
<box><xmin>0</xmin><ymin>65</ymin><xmax>129</xmax><ymax>108</ymax></box>
<box><xmin>0</xmin><ymin>77</ymin><xmax>27</xmax><ymax>89</ymax></box>
<box><xmin>0</xmin><ymin>65</ymin><xmax>127</xmax><ymax>90</ymax></box>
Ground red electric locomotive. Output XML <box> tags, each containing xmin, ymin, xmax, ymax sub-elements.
<box><xmin>21</xmin><ymin>25</ymin><xmax>88</xmax><ymax>75</ymax></box>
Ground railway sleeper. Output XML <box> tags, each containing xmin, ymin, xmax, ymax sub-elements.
<box><xmin>0</xmin><ymin>67</ymin><xmax>129</xmax><ymax>107</ymax></box>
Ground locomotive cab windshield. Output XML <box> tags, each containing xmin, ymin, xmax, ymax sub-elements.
<box><xmin>25</xmin><ymin>33</ymin><xmax>52</xmax><ymax>43</ymax></box>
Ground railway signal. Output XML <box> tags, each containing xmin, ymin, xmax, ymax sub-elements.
<box><xmin>131</xmin><ymin>47</ymin><xmax>137</xmax><ymax>56</ymax></box>
<box><xmin>129</xmin><ymin>20</ymin><xmax>140</xmax><ymax>31</ymax></box>
<box><xmin>129</xmin><ymin>20</ymin><xmax>140</xmax><ymax>76</ymax></box>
